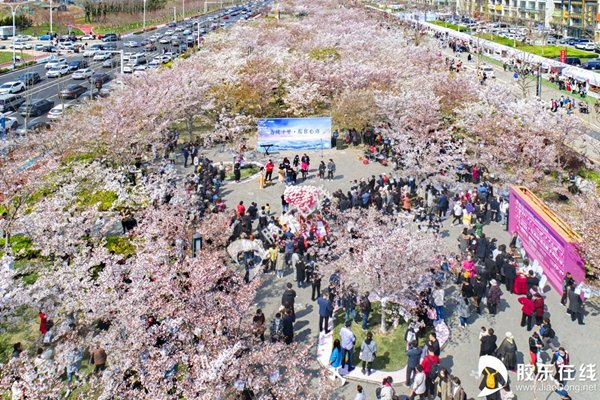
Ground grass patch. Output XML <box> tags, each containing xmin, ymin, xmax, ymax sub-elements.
<box><xmin>331</xmin><ymin>302</ymin><xmax>408</xmax><ymax>371</ymax></box>
<box><xmin>431</xmin><ymin>20</ymin><xmax>470</xmax><ymax>33</ymax></box>
<box><xmin>0</xmin><ymin>306</ymin><xmax>39</xmax><ymax>363</ymax></box>
<box><xmin>19</xmin><ymin>24</ymin><xmax>84</xmax><ymax>37</ymax></box>
<box><xmin>226</xmin><ymin>164</ymin><xmax>260</xmax><ymax>181</ymax></box>
<box><xmin>0</xmin><ymin>51</ymin><xmax>32</xmax><ymax>64</ymax></box>
<box><xmin>576</xmin><ymin>168</ymin><xmax>600</xmax><ymax>188</ymax></box>
<box><xmin>104</xmin><ymin>236</ymin><xmax>136</xmax><ymax>257</ymax></box>
<box><xmin>76</xmin><ymin>189</ymin><xmax>117</xmax><ymax>212</ymax></box>
<box><xmin>0</xmin><ymin>235</ymin><xmax>40</xmax><ymax>260</ymax></box>
<box><xmin>309</xmin><ymin>47</ymin><xmax>340</xmax><ymax>62</ymax></box>
<box><xmin>474</xmin><ymin>33</ymin><xmax>597</xmax><ymax>60</ymax></box>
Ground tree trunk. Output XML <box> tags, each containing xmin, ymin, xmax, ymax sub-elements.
<box><xmin>380</xmin><ymin>299</ymin><xmax>387</xmax><ymax>333</ymax></box>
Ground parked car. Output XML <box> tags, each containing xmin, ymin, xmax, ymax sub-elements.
<box><xmin>93</xmin><ymin>51</ymin><xmax>112</xmax><ymax>61</ymax></box>
<box><xmin>478</xmin><ymin>65</ymin><xmax>495</xmax><ymax>78</ymax></box>
<box><xmin>123</xmin><ymin>41</ymin><xmax>140</xmax><ymax>48</ymax></box>
<box><xmin>101</xmin><ymin>33</ymin><xmax>118</xmax><ymax>42</ymax></box>
<box><xmin>80</xmin><ymin>34</ymin><xmax>95</xmax><ymax>40</ymax></box>
<box><xmin>0</xmin><ymin>94</ymin><xmax>25</xmax><ymax>112</ymax></box>
<box><xmin>59</xmin><ymin>84</ymin><xmax>87</xmax><ymax>99</ymax></box>
<box><xmin>68</xmin><ymin>59</ymin><xmax>88</xmax><ymax>72</ymax></box>
<box><xmin>18</xmin><ymin>72</ymin><xmax>42</xmax><ymax>86</ymax></box>
<box><xmin>48</xmin><ymin>104</ymin><xmax>75</xmax><ymax>120</ymax></box>
<box><xmin>3</xmin><ymin>116</ymin><xmax>19</xmax><ymax>132</ymax></box>
<box><xmin>554</xmin><ymin>56</ymin><xmax>582</xmax><ymax>66</ymax></box>
<box><xmin>0</xmin><ymin>81</ymin><xmax>26</xmax><ymax>94</ymax></box>
<box><xmin>575</xmin><ymin>41</ymin><xmax>596</xmax><ymax>50</ymax></box>
<box><xmin>45</xmin><ymin>57</ymin><xmax>67</xmax><ymax>69</ymax></box>
<box><xmin>42</xmin><ymin>45</ymin><xmax>58</xmax><ymax>53</ymax></box>
<box><xmin>10</xmin><ymin>43</ymin><xmax>32</xmax><ymax>50</ymax></box>
<box><xmin>39</xmin><ymin>34</ymin><xmax>53</xmax><ymax>41</ymax></box>
<box><xmin>103</xmin><ymin>58</ymin><xmax>120</xmax><ymax>68</ymax></box>
<box><xmin>34</xmin><ymin>44</ymin><xmax>45</xmax><ymax>51</ymax></box>
<box><xmin>47</xmin><ymin>64</ymin><xmax>70</xmax><ymax>78</ymax></box>
<box><xmin>16</xmin><ymin>121</ymin><xmax>51</xmax><ymax>135</ymax></box>
<box><xmin>144</xmin><ymin>43</ymin><xmax>157</xmax><ymax>52</ymax></box>
<box><xmin>73</xmin><ymin>68</ymin><xmax>93</xmax><ymax>80</ymax></box>
<box><xmin>90</xmin><ymin>72</ymin><xmax>110</xmax><ymax>86</ymax></box>
<box><xmin>582</xmin><ymin>60</ymin><xmax>600</xmax><ymax>70</ymax></box>
<box><xmin>19</xmin><ymin>98</ymin><xmax>55</xmax><ymax>117</ymax></box>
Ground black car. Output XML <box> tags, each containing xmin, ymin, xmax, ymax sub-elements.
<box><xmin>18</xmin><ymin>72</ymin><xmax>42</xmax><ymax>86</ymax></box>
<box><xmin>555</xmin><ymin>56</ymin><xmax>581</xmax><ymax>66</ymax></box>
<box><xmin>90</xmin><ymin>72</ymin><xmax>111</xmax><ymax>87</ymax></box>
<box><xmin>42</xmin><ymin>45</ymin><xmax>57</xmax><ymax>53</ymax></box>
<box><xmin>102</xmin><ymin>33</ymin><xmax>118</xmax><ymax>42</ymax></box>
<box><xmin>582</xmin><ymin>60</ymin><xmax>600</xmax><ymax>70</ymax></box>
<box><xmin>16</xmin><ymin>121</ymin><xmax>51</xmax><ymax>135</ymax></box>
<box><xmin>67</xmin><ymin>59</ymin><xmax>88</xmax><ymax>72</ymax></box>
<box><xmin>18</xmin><ymin>99</ymin><xmax>55</xmax><ymax>117</ymax></box>
<box><xmin>103</xmin><ymin>42</ymin><xmax>117</xmax><ymax>50</ymax></box>
<box><xmin>59</xmin><ymin>84</ymin><xmax>86</xmax><ymax>99</ymax></box>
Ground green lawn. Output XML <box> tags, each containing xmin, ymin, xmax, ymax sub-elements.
<box><xmin>431</xmin><ymin>20</ymin><xmax>470</xmax><ymax>33</ymax></box>
<box><xmin>331</xmin><ymin>303</ymin><xmax>408</xmax><ymax>371</ymax></box>
<box><xmin>226</xmin><ymin>164</ymin><xmax>261</xmax><ymax>181</ymax></box>
<box><xmin>0</xmin><ymin>306</ymin><xmax>39</xmax><ymax>363</ymax></box>
<box><xmin>474</xmin><ymin>33</ymin><xmax>598</xmax><ymax>60</ymax></box>
<box><xmin>20</xmin><ymin>24</ymin><xmax>84</xmax><ymax>37</ymax></box>
<box><xmin>0</xmin><ymin>51</ymin><xmax>32</xmax><ymax>64</ymax></box>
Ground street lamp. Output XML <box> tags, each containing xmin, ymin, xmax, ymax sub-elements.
<box><xmin>143</xmin><ymin>0</ymin><xmax>147</xmax><ymax>32</ymax></box>
<box><xmin>182</xmin><ymin>0</ymin><xmax>185</xmax><ymax>20</ymax></box>
<box><xmin>10</xmin><ymin>5</ymin><xmax>16</xmax><ymax>69</ymax></box>
<box><xmin>50</xmin><ymin>0</ymin><xmax>53</xmax><ymax>35</ymax></box>
<box><xmin>173</xmin><ymin>6</ymin><xmax>177</xmax><ymax>23</ymax></box>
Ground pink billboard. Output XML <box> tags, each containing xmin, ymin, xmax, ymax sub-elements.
<box><xmin>508</xmin><ymin>186</ymin><xmax>585</xmax><ymax>293</ymax></box>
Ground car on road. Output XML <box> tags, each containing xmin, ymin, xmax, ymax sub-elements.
<box><xmin>0</xmin><ymin>81</ymin><xmax>26</xmax><ymax>94</ymax></box>
<box><xmin>42</xmin><ymin>45</ymin><xmax>58</xmax><ymax>53</ymax></box>
<box><xmin>16</xmin><ymin>121</ymin><xmax>51</xmax><ymax>135</ymax></box>
<box><xmin>39</xmin><ymin>34</ymin><xmax>53</xmax><ymax>41</ymax></box>
<box><xmin>93</xmin><ymin>51</ymin><xmax>112</xmax><ymax>61</ymax></box>
<box><xmin>148</xmin><ymin>59</ymin><xmax>160</xmax><ymax>68</ymax></box>
<box><xmin>59</xmin><ymin>84</ymin><xmax>87</xmax><ymax>99</ymax></box>
<box><xmin>68</xmin><ymin>59</ymin><xmax>88</xmax><ymax>72</ymax></box>
<box><xmin>47</xmin><ymin>64</ymin><xmax>71</xmax><ymax>78</ymax></box>
<box><xmin>80</xmin><ymin>34</ymin><xmax>95</xmax><ymax>40</ymax></box>
<box><xmin>182</xmin><ymin>29</ymin><xmax>192</xmax><ymax>36</ymax></box>
<box><xmin>0</xmin><ymin>94</ymin><xmax>25</xmax><ymax>112</ymax></box>
<box><xmin>576</xmin><ymin>42</ymin><xmax>596</xmax><ymax>51</ymax></box>
<box><xmin>59</xmin><ymin>42</ymin><xmax>76</xmax><ymax>51</ymax></box>
<box><xmin>478</xmin><ymin>65</ymin><xmax>495</xmax><ymax>79</ymax></box>
<box><xmin>102</xmin><ymin>33</ymin><xmax>118</xmax><ymax>42</ymax></box>
<box><xmin>90</xmin><ymin>72</ymin><xmax>110</xmax><ymax>86</ymax></box>
<box><xmin>18</xmin><ymin>72</ymin><xmax>42</xmax><ymax>86</ymax></box>
<box><xmin>144</xmin><ymin>43</ymin><xmax>157</xmax><ymax>52</ymax></box>
<box><xmin>159</xmin><ymin>37</ymin><xmax>170</xmax><ymax>44</ymax></box>
<box><xmin>73</xmin><ymin>68</ymin><xmax>93</xmax><ymax>80</ymax></box>
<box><xmin>10</xmin><ymin>43</ymin><xmax>32</xmax><ymax>50</ymax></box>
<box><xmin>123</xmin><ymin>62</ymin><xmax>136</xmax><ymax>73</ymax></box>
<box><xmin>19</xmin><ymin>98</ymin><xmax>55</xmax><ymax>117</ymax></box>
<box><xmin>554</xmin><ymin>56</ymin><xmax>581</xmax><ymax>66</ymax></box>
<box><xmin>164</xmin><ymin>30</ymin><xmax>174</xmax><ymax>36</ymax></box>
<box><xmin>48</xmin><ymin>104</ymin><xmax>75</xmax><ymax>120</ymax></box>
<box><xmin>15</xmin><ymin>35</ymin><xmax>32</xmax><ymax>42</ymax></box>
<box><xmin>582</xmin><ymin>59</ymin><xmax>600</xmax><ymax>70</ymax></box>
<box><xmin>34</xmin><ymin>43</ymin><xmax>45</xmax><ymax>51</ymax></box>
<box><xmin>103</xmin><ymin>42</ymin><xmax>117</xmax><ymax>51</ymax></box>
<box><xmin>45</xmin><ymin>57</ymin><xmax>67</xmax><ymax>69</ymax></box>
<box><xmin>123</xmin><ymin>41</ymin><xmax>140</xmax><ymax>48</ymax></box>
<box><xmin>133</xmin><ymin>65</ymin><xmax>148</xmax><ymax>74</ymax></box>
<box><xmin>171</xmin><ymin>38</ymin><xmax>181</xmax><ymax>46</ymax></box>
<box><xmin>102</xmin><ymin>58</ymin><xmax>120</xmax><ymax>68</ymax></box>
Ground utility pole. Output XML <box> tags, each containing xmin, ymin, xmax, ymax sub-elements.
<box><xmin>10</xmin><ymin>5</ymin><xmax>16</xmax><ymax>69</ymax></box>
<box><xmin>182</xmin><ymin>0</ymin><xmax>185</xmax><ymax>19</ymax></box>
<box><xmin>50</xmin><ymin>0</ymin><xmax>53</xmax><ymax>35</ymax></box>
<box><xmin>204</xmin><ymin>0</ymin><xmax>208</xmax><ymax>14</ymax></box>
<box><xmin>173</xmin><ymin>6</ymin><xmax>177</xmax><ymax>23</ymax></box>
<box><xmin>143</xmin><ymin>0</ymin><xmax>147</xmax><ymax>32</ymax></box>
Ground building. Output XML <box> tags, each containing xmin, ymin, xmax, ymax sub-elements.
<box><xmin>549</xmin><ymin>0</ymin><xmax>598</xmax><ymax>38</ymax></box>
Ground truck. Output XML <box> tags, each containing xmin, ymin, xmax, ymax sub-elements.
<box><xmin>0</xmin><ymin>26</ymin><xmax>15</xmax><ymax>40</ymax></box>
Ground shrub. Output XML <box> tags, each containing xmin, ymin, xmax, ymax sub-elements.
<box><xmin>77</xmin><ymin>190</ymin><xmax>118</xmax><ymax>212</ymax></box>
<box><xmin>104</xmin><ymin>236</ymin><xmax>136</xmax><ymax>257</ymax></box>
<box><xmin>308</xmin><ymin>47</ymin><xmax>340</xmax><ymax>62</ymax></box>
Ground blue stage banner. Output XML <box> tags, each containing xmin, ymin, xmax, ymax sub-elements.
<box><xmin>257</xmin><ymin>117</ymin><xmax>332</xmax><ymax>151</ymax></box>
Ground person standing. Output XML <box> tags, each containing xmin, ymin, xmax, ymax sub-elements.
<box><xmin>258</xmin><ymin>167</ymin><xmax>266</xmax><ymax>190</ymax></box>
<box><xmin>318</xmin><ymin>161</ymin><xmax>326</xmax><ymax>179</ymax></box>
<box><xmin>409</xmin><ymin>365</ymin><xmax>427</xmax><ymax>400</ymax></box>
<box><xmin>518</xmin><ymin>293</ymin><xmax>535</xmax><ymax>331</ymax></box>
<box><xmin>406</xmin><ymin>340</ymin><xmax>422</xmax><ymax>386</ymax></box>
<box><xmin>340</xmin><ymin>320</ymin><xmax>356</xmax><ymax>372</ymax></box>
<box><xmin>487</xmin><ymin>279</ymin><xmax>502</xmax><ymax>315</ymax></box>
<box><xmin>354</xmin><ymin>385</ymin><xmax>366</xmax><ymax>400</ymax></box>
<box><xmin>567</xmin><ymin>283</ymin><xmax>585</xmax><ymax>325</ymax></box>
<box><xmin>252</xmin><ymin>309</ymin><xmax>266</xmax><ymax>342</ymax></box>
<box><xmin>496</xmin><ymin>332</ymin><xmax>518</xmax><ymax>371</ymax></box>
<box><xmin>328</xmin><ymin>339</ymin><xmax>343</xmax><ymax>380</ymax></box>
<box><xmin>551</xmin><ymin>347</ymin><xmax>570</xmax><ymax>386</ymax></box>
<box><xmin>275</xmin><ymin>248</ymin><xmax>285</xmax><ymax>278</ymax></box>
<box><xmin>480</xmin><ymin>327</ymin><xmax>497</xmax><ymax>356</ymax></box>
<box><xmin>359</xmin><ymin>292</ymin><xmax>371</xmax><ymax>330</ymax></box>
<box><xmin>451</xmin><ymin>376</ymin><xmax>467</xmax><ymax>400</ymax></box>
<box><xmin>233</xmin><ymin>162</ymin><xmax>241</xmax><ymax>182</ymax></box>
<box><xmin>90</xmin><ymin>345</ymin><xmax>107</xmax><ymax>374</ymax></box>
<box><xmin>282</xmin><ymin>309</ymin><xmax>294</xmax><ymax>345</ymax></box>
<box><xmin>265</xmin><ymin>159</ymin><xmax>274</xmax><ymax>181</ymax></box>
<box><xmin>426</xmin><ymin>332</ymin><xmax>441</xmax><ymax>357</ymax></box>
<box><xmin>421</xmin><ymin>349</ymin><xmax>440</xmax><ymax>398</ymax></box>
<box><xmin>561</xmin><ymin>272</ymin><xmax>574</xmax><ymax>306</ymax></box>
<box><xmin>434</xmin><ymin>368</ymin><xmax>453</xmax><ymax>400</ymax></box>
<box><xmin>457</xmin><ymin>297</ymin><xmax>471</xmax><ymax>328</ymax></box>
<box><xmin>269</xmin><ymin>313</ymin><xmax>284</xmax><ymax>343</ymax></box>
<box><xmin>473</xmin><ymin>275</ymin><xmax>487</xmax><ymax>314</ymax></box>
<box><xmin>533</xmin><ymin>293</ymin><xmax>545</xmax><ymax>326</ymax></box>
<box><xmin>432</xmin><ymin>282</ymin><xmax>445</xmax><ymax>321</ymax></box>
<box><xmin>359</xmin><ymin>332</ymin><xmax>377</xmax><ymax>376</ymax></box>
<box><xmin>317</xmin><ymin>293</ymin><xmax>333</xmax><ymax>334</ymax></box>
<box><xmin>39</xmin><ymin>310</ymin><xmax>48</xmax><ymax>336</ymax></box>
<box><xmin>342</xmin><ymin>289</ymin><xmax>357</xmax><ymax>323</ymax></box>
<box><xmin>528</xmin><ymin>331</ymin><xmax>543</xmax><ymax>375</ymax></box>
<box><xmin>281</xmin><ymin>282</ymin><xmax>296</xmax><ymax>321</ymax></box>
<box><xmin>310</xmin><ymin>264</ymin><xmax>322</xmax><ymax>301</ymax></box>
<box><xmin>327</xmin><ymin>159</ymin><xmax>336</xmax><ymax>180</ymax></box>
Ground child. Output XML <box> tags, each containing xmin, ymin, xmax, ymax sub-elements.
<box><xmin>479</xmin><ymin>326</ymin><xmax>488</xmax><ymax>340</ymax></box>
<box><xmin>265</xmin><ymin>203</ymin><xmax>271</xmax><ymax>215</ymax></box>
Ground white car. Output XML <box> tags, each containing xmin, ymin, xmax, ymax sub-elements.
<box><xmin>47</xmin><ymin>64</ymin><xmax>70</xmax><ymax>78</ymax></box>
<box><xmin>72</xmin><ymin>68</ymin><xmax>93</xmax><ymax>80</ymax></box>
<box><xmin>3</xmin><ymin>116</ymin><xmax>19</xmax><ymax>131</ymax></box>
<box><xmin>47</xmin><ymin>103</ymin><xmax>74</xmax><ymax>120</ymax></box>
<box><xmin>59</xmin><ymin>42</ymin><xmax>76</xmax><ymax>51</ymax></box>
<box><xmin>14</xmin><ymin>35</ymin><xmax>32</xmax><ymax>42</ymax></box>
<box><xmin>80</xmin><ymin>34</ymin><xmax>95</xmax><ymax>40</ymax></box>
<box><xmin>93</xmin><ymin>51</ymin><xmax>111</xmax><ymax>61</ymax></box>
<box><xmin>123</xmin><ymin>63</ymin><xmax>136</xmax><ymax>73</ymax></box>
<box><xmin>576</xmin><ymin>42</ymin><xmax>596</xmax><ymax>51</ymax></box>
<box><xmin>148</xmin><ymin>59</ymin><xmax>160</xmax><ymax>68</ymax></box>
<box><xmin>123</xmin><ymin>41</ymin><xmax>139</xmax><ymax>48</ymax></box>
<box><xmin>164</xmin><ymin>30</ymin><xmax>174</xmax><ymax>36</ymax></box>
<box><xmin>10</xmin><ymin>43</ymin><xmax>32</xmax><ymax>50</ymax></box>
<box><xmin>83</xmin><ymin>49</ymin><xmax>98</xmax><ymax>57</ymax></box>
<box><xmin>0</xmin><ymin>81</ymin><xmax>25</xmax><ymax>94</ymax></box>
<box><xmin>478</xmin><ymin>65</ymin><xmax>495</xmax><ymax>79</ymax></box>
<box><xmin>159</xmin><ymin>37</ymin><xmax>170</xmax><ymax>44</ymax></box>
<box><xmin>45</xmin><ymin>58</ymin><xmax>67</xmax><ymax>69</ymax></box>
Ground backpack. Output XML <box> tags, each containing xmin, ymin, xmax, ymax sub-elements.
<box><xmin>548</xmin><ymin>327</ymin><xmax>556</xmax><ymax>338</ymax></box>
<box><xmin>539</xmin><ymin>325</ymin><xmax>548</xmax><ymax>337</ymax></box>
<box><xmin>484</xmin><ymin>367</ymin><xmax>497</xmax><ymax>389</ymax></box>
<box><xmin>375</xmin><ymin>387</ymin><xmax>382</xmax><ymax>399</ymax></box>
<box><xmin>427</xmin><ymin>356</ymin><xmax>439</xmax><ymax>378</ymax></box>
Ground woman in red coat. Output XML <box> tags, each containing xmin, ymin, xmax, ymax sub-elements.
<box><xmin>39</xmin><ymin>311</ymin><xmax>48</xmax><ymax>335</ymax></box>
<box><xmin>533</xmin><ymin>294</ymin><xmax>545</xmax><ymax>326</ymax></box>
<box><xmin>518</xmin><ymin>294</ymin><xmax>535</xmax><ymax>331</ymax></box>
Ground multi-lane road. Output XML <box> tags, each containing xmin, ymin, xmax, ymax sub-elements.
<box><xmin>0</xmin><ymin>0</ymin><xmax>269</xmax><ymax>134</ymax></box>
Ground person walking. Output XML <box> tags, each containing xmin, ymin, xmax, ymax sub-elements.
<box><xmin>496</xmin><ymin>332</ymin><xmax>518</xmax><ymax>371</ymax></box>
<box><xmin>451</xmin><ymin>376</ymin><xmax>467</xmax><ymax>400</ymax></box>
<box><xmin>432</xmin><ymin>282</ymin><xmax>445</xmax><ymax>321</ymax></box>
<box><xmin>340</xmin><ymin>320</ymin><xmax>356</xmax><ymax>372</ymax></box>
<box><xmin>539</xmin><ymin>317</ymin><xmax>556</xmax><ymax>350</ymax></box>
<box><xmin>421</xmin><ymin>349</ymin><xmax>440</xmax><ymax>399</ymax></box>
<box><xmin>359</xmin><ymin>332</ymin><xmax>377</xmax><ymax>376</ymax></box>
<box><xmin>487</xmin><ymin>280</ymin><xmax>502</xmax><ymax>315</ymax></box>
<box><xmin>434</xmin><ymin>368</ymin><xmax>453</xmax><ymax>400</ymax></box>
<box><xmin>328</xmin><ymin>338</ymin><xmax>344</xmax><ymax>384</ymax></box>
<box><xmin>518</xmin><ymin>293</ymin><xmax>535</xmax><ymax>331</ymax></box>
<box><xmin>281</xmin><ymin>282</ymin><xmax>296</xmax><ymax>321</ymax></box>
<box><xmin>252</xmin><ymin>309</ymin><xmax>266</xmax><ymax>342</ymax></box>
<box><xmin>275</xmin><ymin>248</ymin><xmax>285</xmax><ymax>278</ymax></box>
<box><xmin>327</xmin><ymin>159</ymin><xmax>336</xmax><ymax>180</ymax></box>
<box><xmin>317</xmin><ymin>293</ymin><xmax>333</xmax><ymax>334</ymax></box>
<box><xmin>551</xmin><ymin>347</ymin><xmax>570</xmax><ymax>386</ymax></box>
<box><xmin>457</xmin><ymin>297</ymin><xmax>471</xmax><ymax>328</ymax></box>
<box><xmin>282</xmin><ymin>309</ymin><xmax>294</xmax><ymax>345</ymax></box>
<box><xmin>561</xmin><ymin>272</ymin><xmax>574</xmax><ymax>306</ymax></box>
<box><xmin>406</xmin><ymin>340</ymin><xmax>422</xmax><ymax>386</ymax></box>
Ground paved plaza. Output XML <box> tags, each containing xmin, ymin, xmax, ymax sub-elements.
<box><xmin>177</xmin><ymin>146</ymin><xmax>600</xmax><ymax>400</ymax></box>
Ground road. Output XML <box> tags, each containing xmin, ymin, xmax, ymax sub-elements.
<box><xmin>0</xmin><ymin>0</ymin><xmax>270</xmax><ymax>133</ymax></box>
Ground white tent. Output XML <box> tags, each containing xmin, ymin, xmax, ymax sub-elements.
<box><xmin>562</xmin><ymin>66</ymin><xmax>600</xmax><ymax>86</ymax></box>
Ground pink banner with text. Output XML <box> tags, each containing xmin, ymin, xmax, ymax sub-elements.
<box><xmin>508</xmin><ymin>187</ymin><xmax>585</xmax><ymax>292</ymax></box>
